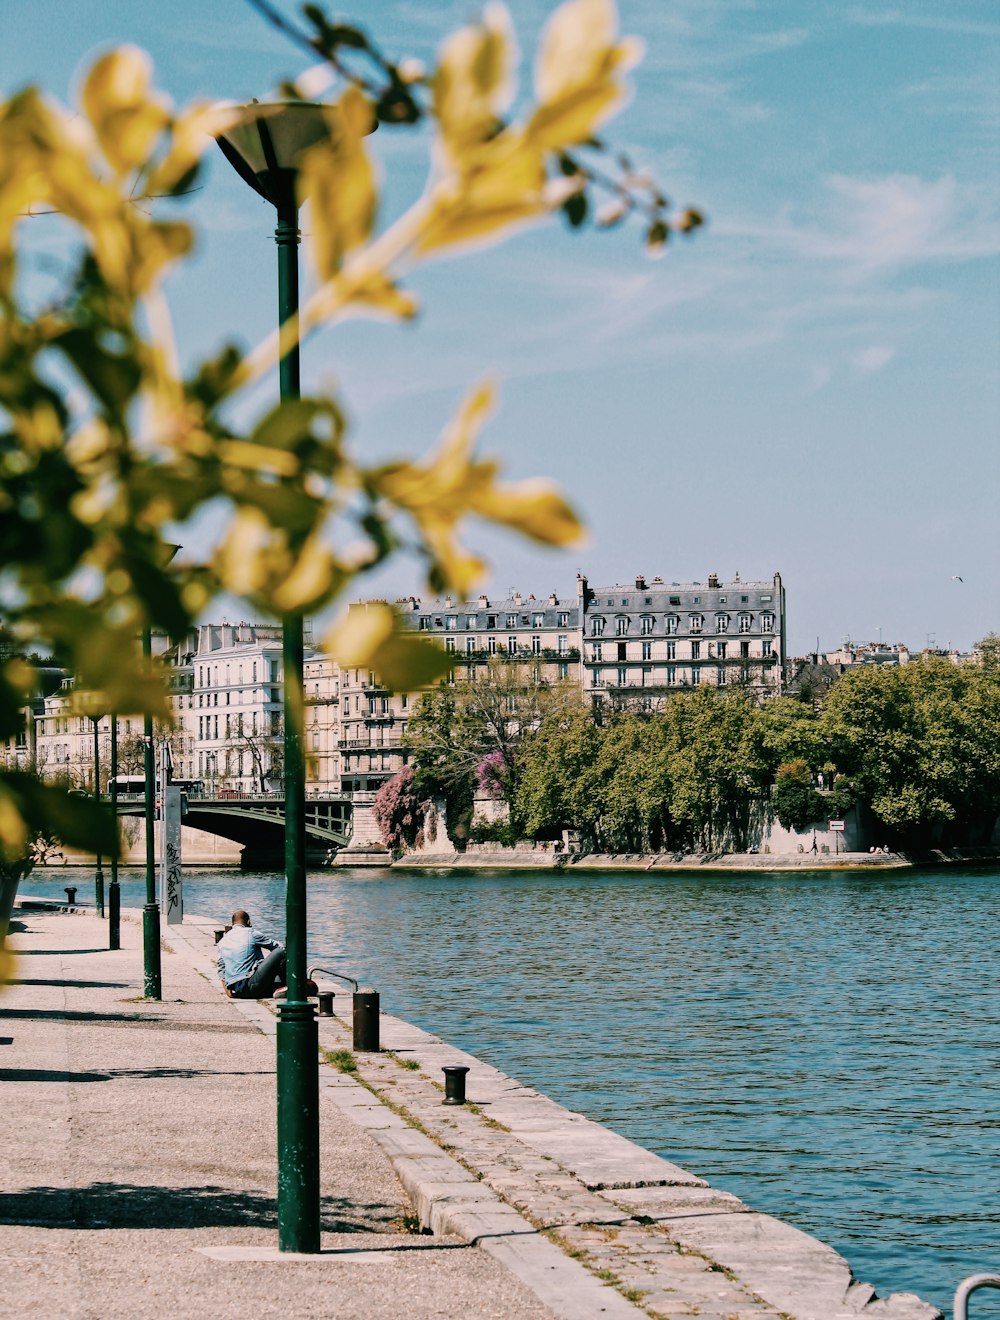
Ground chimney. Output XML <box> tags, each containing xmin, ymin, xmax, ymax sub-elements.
<box><xmin>548</xmin><ymin>592</ymin><xmax>558</xmax><ymax>605</ymax></box>
<box><xmin>635</xmin><ymin>575</ymin><xmax>646</xmax><ymax>591</ymax></box>
<box><xmin>708</xmin><ymin>572</ymin><xmax>719</xmax><ymax>589</ymax></box>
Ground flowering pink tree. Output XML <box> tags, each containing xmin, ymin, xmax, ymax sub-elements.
<box><xmin>476</xmin><ymin>750</ymin><xmax>508</xmax><ymax>799</ymax></box>
<box><xmin>373</xmin><ymin>768</ymin><xmax>426</xmax><ymax>852</ymax></box>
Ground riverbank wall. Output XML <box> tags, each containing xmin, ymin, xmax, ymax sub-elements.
<box><xmin>394</xmin><ymin>845</ymin><xmax>1000</xmax><ymax>872</ymax></box>
<box><xmin>8</xmin><ymin>898</ymin><xmax>943</xmax><ymax>1320</ymax></box>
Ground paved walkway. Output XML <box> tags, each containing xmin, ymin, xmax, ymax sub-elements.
<box><xmin>2</xmin><ymin>903</ymin><xmax>942</xmax><ymax>1320</ymax></box>
<box><xmin>0</xmin><ymin>907</ymin><xmax>558</xmax><ymax>1320</ymax></box>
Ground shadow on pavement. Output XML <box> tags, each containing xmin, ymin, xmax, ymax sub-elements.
<box><xmin>0</xmin><ymin>1009</ymin><xmax>161</xmax><ymax>1024</ymax></box>
<box><xmin>0</xmin><ymin>1183</ymin><xmax>399</xmax><ymax>1233</ymax></box>
<box><xmin>0</xmin><ymin>1068</ymin><xmax>112</xmax><ymax>1083</ymax></box>
<box><xmin>12</xmin><ymin>949</ymin><xmax>111</xmax><ymax>957</ymax></box>
<box><xmin>10</xmin><ymin>979</ymin><xmax>130</xmax><ymax>989</ymax></box>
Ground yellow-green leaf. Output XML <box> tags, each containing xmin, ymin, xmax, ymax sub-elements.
<box><xmin>324</xmin><ymin>604</ymin><xmax>453</xmax><ymax>691</ymax></box>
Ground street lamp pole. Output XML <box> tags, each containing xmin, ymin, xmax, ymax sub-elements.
<box><xmin>109</xmin><ymin>714</ymin><xmax>120</xmax><ymax>950</ymax></box>
<box><xmin>142</xmin><ymin>626</ymin><xmax>162</xmax><ymax>998</ymax></box>
<box><xmin>92</xmin><ymin>716</ymin><xmax>104</xmax><ymax>916</ymax></box>
<box><xmin>215</xmin><ymin>102</ymin><xmax>341</xmax><ymax>1254</ymax></box>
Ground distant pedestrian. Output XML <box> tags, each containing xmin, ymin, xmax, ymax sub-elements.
<box><xmin>216</xmin><ymin>910</ymin><xmax>288</xmax><ymax>999</ymax></box>
<box><xmin>810</xmin><ymin>834</ymin><xmax>818</xmax><ymax>854</ymax></box>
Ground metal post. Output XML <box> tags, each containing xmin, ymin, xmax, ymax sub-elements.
<box><xmin>273</xmin><ymin>192</ymin><xmax>319</xmax><ymax>1255</ymax></box>
<box><xmin>108</xmin><ymin>717</ymin><xmax>120</xmax><ymax>950</ymax></box>
<box><xmin>142</xmin><ymin>627</ymin><xmax>162</xmax><ymax>999</ymax></box>
<box><xmin>93</xmin><ymin>717</ymin><xmax>104</xmax><ymax>916</ymax></box>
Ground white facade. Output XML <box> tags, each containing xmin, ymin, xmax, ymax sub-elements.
<box><xmin>580</xmin><ymin>571</ymin><xmax>786</xmax><ymax>706</ymax></box>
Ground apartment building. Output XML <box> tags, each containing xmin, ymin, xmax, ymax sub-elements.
<box><xmin>304</xmin><ymin>652</ymin><xmax>341</xmax><ymax>793</ymax></box>
<box><xmin>338</xmin><ymin>591</ymin><xmax>582</xmax><ymax>792</ymax></box>
<box><xmin>579</xmin><ymin>571</ymin><xmax>786</xmax><ymax>706</ymax></box>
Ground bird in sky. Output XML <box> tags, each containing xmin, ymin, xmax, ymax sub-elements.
<box><xmin>951</xmin><ymin>575</ymin><xmax>963</xmax><ymax>582</ymax></box>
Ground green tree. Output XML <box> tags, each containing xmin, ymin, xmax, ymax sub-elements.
<box><xmin>821</xmin><ymin>658</ymin><xmax>1000</xmax><ymax>844</ymax></box>
<box><xmin>407</xmin><ymin>658</ymin><xmax>576</xmax><ymax>838</ymax></box>
<box><xmin>771</xmin><ymin>759</ymin><xmax>826</xmax><ymax>833</ymax></box>
<box><xmin>516</xmin><ymin>699</ymin><xmax>604</xmax><ymax>840</ymax></box>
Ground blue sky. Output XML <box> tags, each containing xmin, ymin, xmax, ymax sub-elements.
<box><xmin>7</xmin><ymin>1</ymin><xmax>999</xmax><ymax>653</ymax></box>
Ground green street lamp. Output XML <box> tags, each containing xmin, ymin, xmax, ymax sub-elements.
<box><xmin>92</xmin><ymin>716</ymin><xmax>105</xmax><ymax>916</ymax></box>
<box><xmin>141</xmin><ymin>545</ymin><xmax>180</xmax><ymax>999</ymax></box>
<box><xmin>142</xmin><ymin>625</ymin><xmax>161</xmax><ymax>999</ymax></box>
<box><xmin>214</xmin><ymin>100</ymin><xmax>335</xmax><ymax>1256</ymax></box>
<box><xmin>108</xmin><ymin>714</ymin><xmax>120</xmax><ymax>950</ymax></box>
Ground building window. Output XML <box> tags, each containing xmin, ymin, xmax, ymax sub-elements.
<box><xmin>740</xmin><ymin>640</ymin><xmax>750</xmax><ymax>658</ymax></box>
<box><xmin>641</xmin><ymin>640</ymin><xmax>652</xmax><ymax>661</ymax></box>
<box><xmin>558</xmin><ymin>662</ymin><xmax>568</xmax><ymax>680</ymax></box>
<box><xmin>691</xmin><ymin>666</ymin><xmax>701</xmax><ymax>685</ymax></box>
<box><xmin>508</xmin><ymin>635</ymin><xmax>518</xmax><ymax>653</ymax></box>
<box><xmin>445</xmin><ymin>637</ymin><xmax>455</xmax><ymax>653</ymax></box>
<box><xmin>640</xmin><ymin>616</ymin><xmax>653</xmax><ymax>635</ymax></box>
<box><xmin>558</xmin><ymin>635</ymin><xmax>568</xmax><ymax>655</ymax></box>
<box><xmin>689</xmin><ymin>614</ymin><xmax>703</xmax><ymax>633</ymax></box>
<box><xmin>487</xmin><ymin>615</ymin><xmax>496</xmax><ymax>628</ymax></box>
<box><xmin>401</xmin><ymin>694</ymin><xmax>408</xmax><ymax>709</ymax></box>
<box><xmin>665</xmin><ymin>615</ymin><xmax>678</xmax><ymax>636</ymax></box>
<box><xmin>763</xmin><ymin>639</ymin><xmax>773</xmax><ymax>657</ymax></box>
<box><xmin>591</xmin><ymin>642</ymin><xmax>602</xmax><ymax>662</ymax></box>
<box><xmin>667</xmin><ymin>666</ymin><xmax>677</xmax><ymax>686</ymax></box>
<box><xmin>761</xmin><ymin>612</ymin><xmax>774</xmax><ymax>632</ymax></box>
<box><xmin>591</xmin><ymin>616</ymin><xmax>605</xmax><ymax>636</ymax></box>
<box><xmin>691</xmin><ymin>640</ymin><xmax>701</xmax><ymax>660</ymax></box>
<box><xmin>506</xmin><ymin>614</ymin><xmax>517</xmax><ymax>628</ymax></box>
<box><xmin>717</xmin><ymin>641</ymin><xmax>727</xmax><ymax>660</ymax></box>
<box><xmin>558</xmin><ymin>612</ymin><xmax>569</xmax><ymax>627</ymax></box>
<box><xmin>617</xmin><ymin>666</ymin><xmax>628</xmax><ymax>686</ymax></box>
<box><xmin>446</xmin><ymin>615</ymin><xmax>457</xmax><ymax>630</ymax></box>
<box><xmin>666</xmin><ymin>640</ymin><xmax>676</xmax><ymax>660</ymax></box>
<box><xmin>717</xmin><ymin>666</ymin><xmax>726</xmax><ymax>686</ymax></box>
<box><xmin>716</xmin><ymin>614</ymin><xmax>729</xmax><ymax>633</ymax></box>
<box><xmin>616</xmin><ymin>616</ymin><xmax>629</xmax><ymax>635</ymax></box>
<box><xmin>531</xmin><ymin>636</ymin><xmax>541</xmax><ymax>655</ymax></box>
<box><xmin>532</xmin><ymin>612</ymin><xmax>544</xmax><ymax>628</ymax></box>
<box><xmin>739</xmin><ymin>614</ymin><xmax>753</xmax><ymax>633</ymax></box>
<box><xmin>761</xmin><ymin>594</ymin><xmax>772</xmax><ymax>603</ymax></box>
<box><xmin>488</xmin><ymin>636</ymin><xmax>497</xmax><ymax>655</ymax></box>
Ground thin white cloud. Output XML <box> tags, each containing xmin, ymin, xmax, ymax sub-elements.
<box><xmin>847</xmin><ymin>8</ymin><xmax>1000</xmax><ymax>39</ymax></box>
<box><xmin>728</xmin><ymin>173</ymin><xmax>1000</xmax><ymax>275</ymax></box>
<box><xmin>853</xmin><ymin>345</ymin><xmax>896</xmax><ymax>374</ymax></box>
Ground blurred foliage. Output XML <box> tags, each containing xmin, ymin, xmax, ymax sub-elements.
<box><xmin>0</xmin><ymin>0</ymin><xmax>699</xmax><ymax>870</ymax></box>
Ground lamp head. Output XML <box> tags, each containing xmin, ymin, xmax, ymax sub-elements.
<box><xmin>215</xmin><ymin>101</ymin><xmax>337</xmax><ymax>209</ymax></box>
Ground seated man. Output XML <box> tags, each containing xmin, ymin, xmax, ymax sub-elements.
<box><xmin>216</xmin><ymin>909</ymin><xmax>287</xmax><ymax>999</ymax></box>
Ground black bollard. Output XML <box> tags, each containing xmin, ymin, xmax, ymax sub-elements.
<box><xmin>352</xmin><ymin>990</ymin><xmax>380</xmax><ymax>1052</ymax></box>
<box><xmin>442</xmin><ymin>1065</ymin><xmax>470</xmax><ymax>1106</ymax></box>
<box><xmin>64</xmin><ymin>886</ymin><xmax>77</xmax><ymax>905</ymax></box>
<box><xmin>317</xmin><ymin>991</ymin><xmax>335</xmax><ymax>1017</ymax></box>
<box><xmin>213</xmin><ymin>929</ymin><xmax>225</xmax><ymax>943</ymax></box>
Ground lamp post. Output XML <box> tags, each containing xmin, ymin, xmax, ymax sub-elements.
<box><xmin>142</xmin><ymin>625</ymin><xmax>161</xmax><ymax>999</ymax></box>
<box><xmin>108</xmin><ymin>714</ymin><xmax>120</xmax><ymax>950</ymax></box>
<box><xmin>215</xmin><ymin>101</ymin><xmax>338</xmax><ymax>1255</ymax></box>
<box><xmin>92</xmin><ymin>716</ymin><xmax>105</xmax><ymax>916</ymax></box>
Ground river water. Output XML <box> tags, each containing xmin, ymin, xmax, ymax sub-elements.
<box><xmin>28</xmin><ymin>863</ymin><xmax>1000</xmax><ymax>1316</ymax></box>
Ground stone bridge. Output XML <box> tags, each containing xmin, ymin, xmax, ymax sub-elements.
<box><xmin>115</xmin><ymin>793</ymin><xmax>364</xmax><ymax>869</ymax></box>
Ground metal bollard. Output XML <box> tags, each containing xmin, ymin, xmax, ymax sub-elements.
<box><xmin>352</xmin><ymin>990</ymin><xmax>380</xmax><ymax>1052</ymax></box>
<box><xmin>317</xmin><ymin>991</ymin><xmax>335</xmax><ymax>1017</ymax></box>
<box><xmin>442</xmin><ymin>1065</ymin><xmax>470</xmax><ymax>1105</ymax></box>
<box><xmin>213</xmin><ymin>929</ymin><xmax>225</xmax><ymax>943</ymax></box>
<box><xmin>64</xmin><ymin>886</ymin><xmax>77</xmax><ymax>905</ymax></box>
